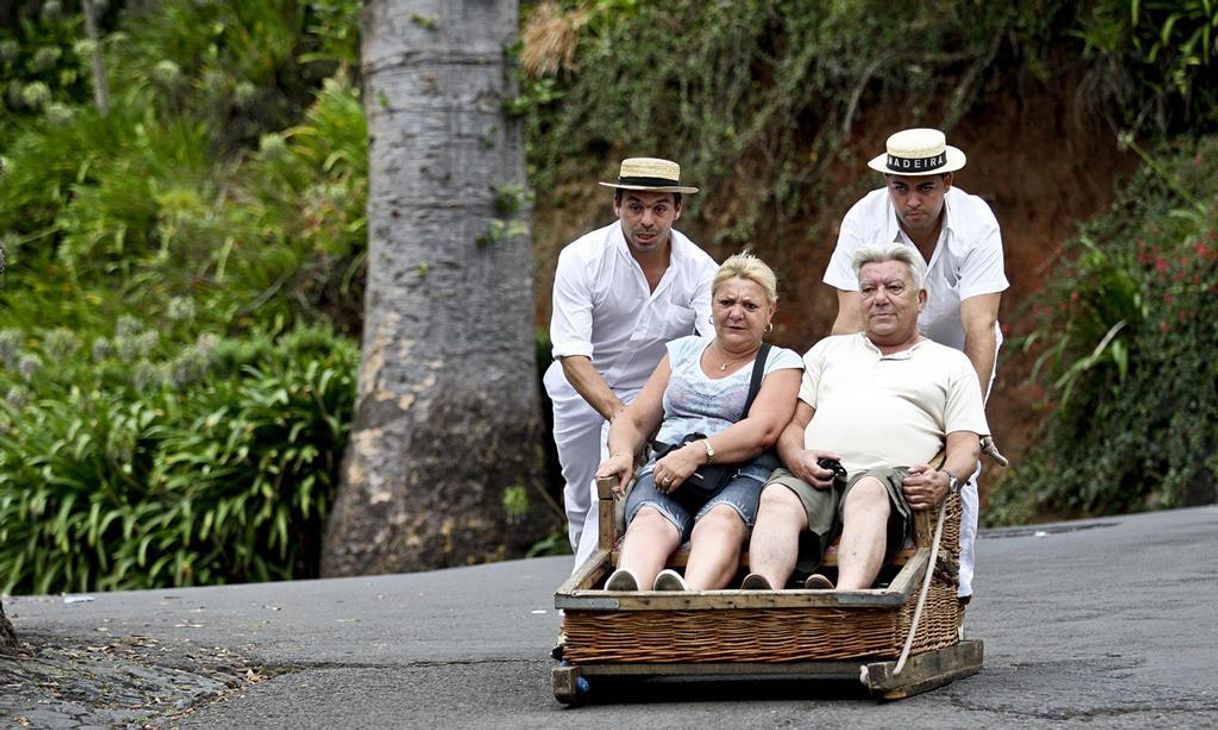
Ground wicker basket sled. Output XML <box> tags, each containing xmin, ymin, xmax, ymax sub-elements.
<box><xmin>551</xmin><ymin>476</ymin><xmax>983</xmax><ymax>703</ymax></box>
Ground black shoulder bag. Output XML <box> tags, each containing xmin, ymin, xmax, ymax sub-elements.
<box><xmin>651</xmin><ymin>343</ymin><xmax>775</xmax><ymax>509</ymax></box>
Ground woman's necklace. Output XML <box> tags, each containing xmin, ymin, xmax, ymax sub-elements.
<box><xmin>713</xmin><ymin>340</ymin><xmax>756</xmax><ymax>372</ymax></box>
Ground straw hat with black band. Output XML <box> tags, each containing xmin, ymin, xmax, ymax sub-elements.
<box><xmin>599</xmin><ymin>157</ymin><xmax>699</xmax><ymax>194</ymax></box>
<box><xmin>867</xmin><ymin>128</ymin><xmax>966</xmax><ymax>176</ymax></box>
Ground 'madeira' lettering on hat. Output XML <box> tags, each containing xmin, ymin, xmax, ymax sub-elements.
<box><xmin>618</xmin><ymin>175</ymin><xmax>682</xmax><ymax>187</ymax></box>
<box><xmin>886</xmin><ymin>151</ymin><xmax>947</xmax><ymax>172</ymax></box>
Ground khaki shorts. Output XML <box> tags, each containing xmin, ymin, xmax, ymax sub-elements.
<box><xmin>763</xmin><ymin>466</ymin><xmax>913</xmax><ymax>574</ymax></box>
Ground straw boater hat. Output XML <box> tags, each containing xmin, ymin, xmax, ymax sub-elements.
<box><xmin>867</xmin><ymin>128</ymin><xmax>966</xmax><ymax>176</ymax></box>
<box><xmin>598</xmin><ymin>157</ymin><xmax>699</xmax><ymax>194</ymax></box>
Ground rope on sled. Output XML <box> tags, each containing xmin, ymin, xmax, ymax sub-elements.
<box><xmin>894</xmin><ymin>494</ymin><xmax>948</xmax><ymax>675</ymax></box>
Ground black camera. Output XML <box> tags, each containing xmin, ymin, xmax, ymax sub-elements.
<box><xmin>816</xmin><ymin>457</ymin><xmax>847</xmax><ymax>480</ymax></box>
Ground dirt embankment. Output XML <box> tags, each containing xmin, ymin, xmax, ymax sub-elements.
<box><xmin>531</xmin><ymin>73</ymin><xmax>1140</xmax><ymax>501</ymax></box>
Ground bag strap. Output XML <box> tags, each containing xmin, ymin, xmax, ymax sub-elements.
<box><xmin>740</xmin><ymin>342</ymin><xmax>772</xmax><ymax>419</ymax></box>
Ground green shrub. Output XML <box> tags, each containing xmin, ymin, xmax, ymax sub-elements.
<box><xmin>0</xmin><ymin>73</ymin><xmax>366</xmax><ymax>335</ymax></box>
<box><xmin>0</xmin><ymin>2</ymin><xmax>368</xmax><ymax>595</ymax></box>
<box><xmin>0</xmin><ymin>0</ymin><xmax>97</xmax><ymax>129</ymax></box>
<box><xmin>990</xmin><ymin>136</ymin><xmax>1218</xmax><ymax>524</ymax></box>
<box><xmin>0</xmin><ymin>324</ymin><xmax>358</xmax><ymax>594</ymax></box>
<box><xmin>1075</xmin><ymin>0</ymin><xmax>1218</xmax><ymax>133</ymax></box>
<box><xmin>108</xmin><ymin>0</ymin><xmax>362</xmax><ymax>150</ymax></box>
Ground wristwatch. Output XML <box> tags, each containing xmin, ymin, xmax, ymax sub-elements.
<box><xmin>701</xmin><ymin>439</ymin><xmax>715</xmax><ymax>463</ymax></box>
<box><xmin>939</xmin><ymin>469</ymin><xmax>960</xmax><ymax>495</ymax></box>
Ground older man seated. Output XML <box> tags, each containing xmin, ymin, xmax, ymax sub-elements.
<box><xmin>743</xmin><ymin>242</ymin><xmax>989</xmax><ymax>591</ymax></box>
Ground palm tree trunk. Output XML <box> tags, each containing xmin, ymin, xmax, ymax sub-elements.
<box><xmin>321</xmin><ymin>0</ymin><xmax>551</xmax><ymax>576</ymax></box>
<box><xmin>0</xmin><ymin>598</ymin><xmax>16</xmax><ymax>653</ymax></box>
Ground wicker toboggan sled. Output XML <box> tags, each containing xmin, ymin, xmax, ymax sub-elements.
<box><xmin>551</xmin><ymin>475</ymin><xmax>983</xmax><ymax>703</ymax></box>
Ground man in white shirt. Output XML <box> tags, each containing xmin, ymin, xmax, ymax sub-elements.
<box><xmin>546</xmin><ymin>158</ymin><xmax>718</xmax><ymax>572</ymax></box>
<box><xmin>745</xmin><ymin>242</ymin><xmax>987</xmax><ymax>593</ymax></box>
<box><xmin>822</xmin><ymin>128</ymin><xmax>1006</xmax><ymax>601</ymax></box>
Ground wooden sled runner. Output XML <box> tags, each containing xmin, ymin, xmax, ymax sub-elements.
<box><xmin>551</xmin><ymin>476</ymin><xmax>983</xmax><ymax>704</ymax></box>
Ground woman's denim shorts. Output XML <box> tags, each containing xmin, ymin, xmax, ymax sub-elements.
<box><xmin>624</xmin><ymin>470</ymin><xmax>764</xmax><ymax>543</ymax></box>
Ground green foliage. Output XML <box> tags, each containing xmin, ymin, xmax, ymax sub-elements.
<box><xmin>526</xmin><ymin>529</ymin><xmax>573</xmax><ymax>558</ymax></box>
<box><xmin>502</xmin><ymin>484</ymin><xmax>529</xmax><ymax>524</ymax></box>
<box><xmin>1075</xmin><ymin>0</ymin><xmax>1218</xmax><ymax>132</ymax></box>
<box><xmin>478</xmin><ymin>183</ymin><xmax>533</xmax><ymax>247</ymax></box>
<box><xmin>0</xmin><ymin>73</ymin><xmax>367</xmax><ymax>336</ymax></box>
<box><xmin>517</xmin><ymin>1</ymin><xmax>1068</xmax><ymax>245</ymax></box>
<box><xmin>0</xmin><ymin>0</ymin><xmax>97</xmax><ymax>127</ymax></box>
<box><xmin>219</xmin><ymin>75</ymin><xmax>369</xmax><ymax>330</ymax></box>
<box><xmin>517</xmin><ymin>1</ymin><xmax>1218</xmax><ymax>246</ymax></box>
<box><xmin>107</xmin><ymin>0</ymin><xmax>362</xmax><ymax>150</ymax></box>
<box><xmin>0</xmin><ymin>1</ymin><xmax>367</xmax><ymax>594</ymax></box>
<box><xmin>0</xmin><ymin>325</ymin><xmax>358</xmax><ymax>595</ymax></box>
<box><xmin>990</xmin><ymin>136</ymin><xmax>1218</xmax><ymax>524</ymax></box>
<box><xmin>409</xmin><ymin>14</ymin><xmax>438</xmax><ymax>31</ymax></box>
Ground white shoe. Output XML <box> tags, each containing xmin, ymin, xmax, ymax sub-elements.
<box><xmin>652</xmin><ymin>569</ymin><xmax>690</xmax><ymax>591</ymax></box>
<box><xmin>605</xmin><ymin>568</ymin><xmax>639</xmax><ymax>591</ymax></box>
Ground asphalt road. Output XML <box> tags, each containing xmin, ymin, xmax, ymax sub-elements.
<box><xmin>3</xmin><ymin>505</ymin><xmax>1217</xmax><ymax>728</ymax></box>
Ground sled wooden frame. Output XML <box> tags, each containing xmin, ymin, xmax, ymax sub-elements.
<box><xmin>551</xmin><ymin>477</ymin><xmax>983</xmax><ymax>703</ymax></box>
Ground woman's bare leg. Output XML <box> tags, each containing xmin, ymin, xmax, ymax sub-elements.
<box><xmin>617</xmin><ymin>506</ymin><xmax>682</xmax><ymax>589</ymax></box>
<box><xmin>684</xmin><ymin>504</ymin><xmax>748</xmax><ymax>590</ymax></box>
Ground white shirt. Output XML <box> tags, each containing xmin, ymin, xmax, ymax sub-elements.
<box><xmin>800</xmin><ymin>334</ymin><xmax>989</xmax><ymax>475</ymax></box>
<box><xmin>824</xmin><ymin>186</ymin><xmax>1008</xmax><ymax>352</ymax></box>
<box><xmin>547</xmin><ymin>222</ymin><xmax>718</xmax><ymax>394</ymax></box>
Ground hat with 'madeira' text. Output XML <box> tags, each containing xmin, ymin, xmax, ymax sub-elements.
<box><xmin>867</xmin><ymin>128</ymin><xmax>966</xmax><ymax>176</ymax></box>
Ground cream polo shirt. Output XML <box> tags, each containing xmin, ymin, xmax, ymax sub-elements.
<box><xmin>799</xmin><ymin>334</ymin><xmax>989</xmax><ymax>475</ymax></box>
<box><xmin>824</xmin><ymin>186</ymin><xmax>1008</xmax><ymax>352</ymax></box>
<box><xmin>548</xmin><ymin>222</ymin><xmax>718</xmax><ymax>393</ymax></box>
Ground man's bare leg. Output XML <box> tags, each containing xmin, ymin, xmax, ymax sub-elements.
<box><xmin>836</xmin><ymin>477</ymin><xmax>890</xmax><ymax>590</ymax></box>
<box><xmin>746</xmin><ymin>485</ymin><xmax>807</xmax><ymax>589</ymax></box>
<box><xmin>617</xmin><ymin>506</ymin><xmax>682</xmax><ymax>589</ymax></box>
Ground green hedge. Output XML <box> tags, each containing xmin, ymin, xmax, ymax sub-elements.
<box><xmin>0</xmin><ymin>325</ymin><xmax>357</xmax><ymax>594</ymax></box>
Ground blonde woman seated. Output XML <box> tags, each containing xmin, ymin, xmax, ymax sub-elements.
<box><xmin>595</xmin><ymin>253</ymin><xmax>802</xmax><ymax>591</ymax></box>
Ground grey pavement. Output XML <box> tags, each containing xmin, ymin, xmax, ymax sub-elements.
<box><xmin>2</xmin><ymin>505</ymin><xmax>1217</xmax><ymax>728</ymax></box>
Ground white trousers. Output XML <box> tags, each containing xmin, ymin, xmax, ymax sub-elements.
<box><xmin>958</xmin><ymin>462</ymin><xmax>981</xmax><ymax>598</ymax></box>
<box><xmin>545</xmin><ymin>366</ymin><xmax>635</xmax><ymax>574</ymax></box>
<box><xmin>958</xmin><ymin>343</ymin><xmax>1000</xmax><ymax>600</ymax></box>
<box><xmin>552</xmin><ymin>398</ymin><xmax>611</xmax><ymax>573</ymax></box>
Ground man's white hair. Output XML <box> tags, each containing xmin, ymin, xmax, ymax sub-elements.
<box><xmin>850</xmin><ymin>242</ymin><xmax>926</xmax><ymax>291</ymax></box>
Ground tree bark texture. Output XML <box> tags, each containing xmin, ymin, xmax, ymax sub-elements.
<box><xmin>0</xmin><ymin>598</ymin><xmax>16</xmax><ymax>653</ymax></box>
<box><xmin>322</xmin><ymin>0</ymin><xmax>550</xmax><ymax>576</ymax></box>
